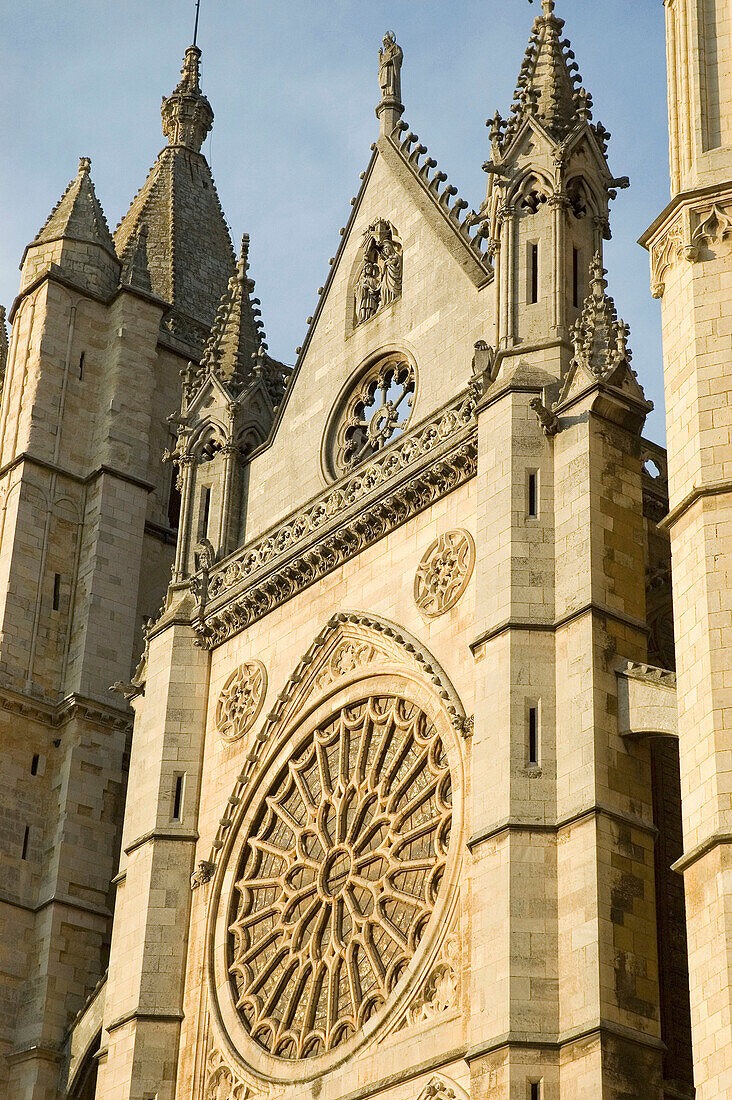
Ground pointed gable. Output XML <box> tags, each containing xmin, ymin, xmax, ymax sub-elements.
<box><xmin>114</xmin><ymin>47</ymin><xmax>235</xmax><ymax>350</ymax></box>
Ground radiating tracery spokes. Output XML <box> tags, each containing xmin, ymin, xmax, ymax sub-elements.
<box><xmin>227</xmin><ymin>694</ymin><xmax>452</xmax><ymax>1061</ymax></box>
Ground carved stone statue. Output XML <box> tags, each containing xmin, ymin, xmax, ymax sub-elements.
<box><xmin>355</xmin><ymin>260</ymin><xmax>381</xmax><ymax>323</ymax></box>
<box><xmin>378</xmin><ymin>32</ymin><xmax>403</xmax><ymax>105</ymax></box>
<box><xmin>380</xmin><ymin>237</ymin><xmax>403</xmax><ymax>304</ymax></box>
<box><xmin>353</xmin><ymin>220</ymin><xmax>403</xmax><ymax>326</ymax></box>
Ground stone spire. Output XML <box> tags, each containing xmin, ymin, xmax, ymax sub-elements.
<box><xmin>29</xmin><ymin>156</ymin><xmax>116</xmax><ymax>258</ymax></box>
<box><xmin>21</xmin><ymin>156</ymin><xmax>120</xmax><ymax>295</ymax></box>
<box><xmin>181</xmin><ymin>235</ymin><xmax>289</xmax><ymax>408</ymax></box>
<box><xmin>114</xmin><ymin>48</ymin><xmax>235</xmax><ymax>349</ymax></box>
<box><xmin>376</xmin><ymin>31</ymin><xmax>404</xmax><ymax>135</ymax></box>
<box><xmin>161</xmin><ymin>45</ymin><xmax>214</xmax><ymax>153</ymax></box>
<box><xmin>491</xmin><ymin>0</ymin><xmax>594</xmax><ymax>153</ymax></box>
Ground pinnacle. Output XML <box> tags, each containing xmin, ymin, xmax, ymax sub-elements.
<box><xmin>30</xmin><ymin>155</ymin><xmax>116</xmax><ymax>257</ymax></box>
<box><xmin>571</xmin><ymin>251</ymin><xmax>633</xmax><ymax>379</ymax></box>
<box><xmin>493</xmin><ymin>1</ymin><xmax>595</xmax><ymax>152</ymax></box>
<box><xmin>183</xmin><ymin>233</ymin><xmax>288</xmax><ymax>408</ymax></box>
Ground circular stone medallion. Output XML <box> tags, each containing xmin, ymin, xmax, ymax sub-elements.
<box><xmin>414</xmin><ymin>530</ymin><xmax>475</xmax><ymax>618</ymax></box>
<box><xmin>216</xmin><ymin>661</ymin><xmax>267</xmax><ymax>743</ymax></box>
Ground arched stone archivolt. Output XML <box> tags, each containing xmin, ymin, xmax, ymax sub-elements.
<box><xmin>201</xmin><ymin>613</ymin><xmax>467</xmax><ymax>1084</ymax></box>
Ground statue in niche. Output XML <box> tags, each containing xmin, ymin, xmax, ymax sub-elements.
<box><xmin>378</xmin><ymin>31</ymin><xmax>403</xmax><ymax>105</ymax></box>
<box><xmin>354</xmin><ymin>219</ymin><xmax>403</xmax><ymax>325</ymax></box>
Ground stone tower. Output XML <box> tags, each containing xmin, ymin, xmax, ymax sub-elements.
<box><xmin>641</xmin><ymin>0</ymin><xmax>732</xmax><ymax>1096</ymax></box>
<box><xmin>0</xmin><ymin>46</ymin><xmax>234</xmax><ymax>1099</ymax></box>
<box><xmin>57</xmin><ymin>6</ymin><xmax>693</xmax><ymax>1100</ymax></box>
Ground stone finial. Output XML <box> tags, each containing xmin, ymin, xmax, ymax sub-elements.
<box><xmin>570</xmin><ymin>252</ymin><xmax>632</xmax><ymax>378</ymax></box>
<box><xmin>78</xmin><ymin>156</ymin><xmax>91</xmax><ymax>174</ymax></box>
<box><xmin>161</xmin><ymin>44</ymin><xmax>214</xmax><ymax>153</ymax></box>
<box><xmin>376</xmin><ymin>31</ymin><xmax>404</xmax><ymax>134</ymax></box>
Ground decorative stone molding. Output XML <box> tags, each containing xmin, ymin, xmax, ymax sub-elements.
<box><xmin>692</xmin><ymin>202</ymin><xmax>732</xmax><ymax>251</ymax></box>
<box><xmin>196</xmin><ymin>393</ymin><xmax>477</xmax><ymax>647</ymax></box>
<box><xmin>205</xmin><ymin>1048</ymin><xmax>254</xmax><ymax>1100</ymax></box>
<box><xmin>649</xmin><ymin>213</ymin><xmax>685</xmax><ymax>298</ymax></box>
<box><xmin>354</xmin><ymin>219</ymin><xmax>403</xmax><ymax>325</ymax></box>
<box><xmin>414</xmin><ymin>530</ymin><xmax>475</xmax><ymax>618</ymax></box>
<box><xmin>215</xmin><ymin>660</ymin><xmax>267</xmax><ymax>743</ymax></box>
<box><xmin>195</xmin><ymin>612</ymin><xmax>467</xmax><ymax>886</ymax></box>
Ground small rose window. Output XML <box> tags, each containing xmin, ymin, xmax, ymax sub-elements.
<box><xmin>328</xmin><ymin>354</ymin><xmax>416</xmax><ymax>477</ymax></box>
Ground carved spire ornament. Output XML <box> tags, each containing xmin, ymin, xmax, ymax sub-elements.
<box><xmin>161</xmin><ymin>44</ymin><xmax>214</xmax><ymax>152</ymax></box>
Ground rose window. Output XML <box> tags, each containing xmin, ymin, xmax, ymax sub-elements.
<box><xmin>227</xmin><ymin>694</ymin><xmax>451</xmax><ymax>1061</ymax></box>
<box><xmin>330</xmin><ymin>356</ymin><xmax>416</xmax><ymax>475</ymax></box>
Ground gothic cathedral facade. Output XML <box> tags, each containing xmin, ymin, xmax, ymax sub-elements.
<box><xmin>0</xmin><ymin>2</ymin><xmax>729</xmax><ymax>1099</ymax></box>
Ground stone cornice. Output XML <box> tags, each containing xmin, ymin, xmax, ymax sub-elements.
<box><xmin>658</xmin><ymin>477</ymin><xmax>732</xmax><ymax>530</ymax></box>
<box><xmin>194</xmin><ymin>392</ymin><xmax>478</xmax><ymax>647</ymax></box>
<box><xmin>639</xmin><ymin>178</ymin><xmax>732</xmax><ymax>249</ymax></box>
<box><xmin>0</xmin><ymin>451</ymin><xmax>155</xmax><ymax>494</ymax></box>
<box><xmin>0</xmin><ymin>686</ymin><xmax>131</xmax><ymax>731</ymax></box>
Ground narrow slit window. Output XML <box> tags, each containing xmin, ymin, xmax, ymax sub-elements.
<box><xmin>530</xmin><ymin>1084</ymin><xmax>541</xmax><ymax>1100</ymax></box>
<box><xmin>572</xmin><ymin>247</ymin><xmax>581</xmax><ymax>308</ymax></box>
<box><xmin>172</xmin><ymin>773</ymin><xmax>185</xmax><ymax>822</ymax></box>
<box><xmin>21</xmin><ymin>825</ymin><xmax>30</xmax><ymax>860</ymax></box>
<box><xmin>527</xmin><ymin>471</ymin><xmax>538</xmax><ymax>518</ymax></box>
<box><xmin>78</xmin><ymin>351</ymin><xmax>85</xmax><ymax>380</ymax></box>
<box><xmin>31</xmin><ymin>754</ymin><xmax>39</xmax><ymax>776</ymax></box>
<box><xmin>167</xmin><ymin>465</ymin><xmax>181</xmax><ymax>530</ymax></box>
<box><xmin>528</xmin><ymin>705</ymin><xmax>539</xmax><ymax>766</ymax></box>
<box><xmin>528</xmin><ymin>242</ymin><xmax>539</xmax><ymax>304</ymax></box>
<box><xmin>198</xmin><ymin>486</ymin><xmax>211</xmax><ymax>541</ymax></box>
<box><xmin>52</xmin><ymin>573</ymin><xmax>61</xmax><ymax>611</ymax></box>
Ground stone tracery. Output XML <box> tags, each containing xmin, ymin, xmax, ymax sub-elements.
<box><xmin>216</xmin><ymin>661</ymin><xmax>267</xmax><ymax>742</ymax></box>
<box><xmin>334</xmin><ymin>354</ymin><xmax>415</xmax><ymax>473</ymax></box>
<box><xmin>227</xmin><ymin>694</ymin><xmax>452</xmax><ymax>1061</ymax></box>
<box><xmin>414</xmin><ymin>531</ymin><xmax>475</xmax><ymax>618</ymax></box>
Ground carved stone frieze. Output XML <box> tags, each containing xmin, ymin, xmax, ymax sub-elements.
<box><xmin>414</xmin><ymin>530</ymin><xmax>475</xmax><ymax>618</ymax></box>
<box><xmin>196</xmin><ymin>393</ymin><xmax>477</xmax><ymax>648</ymax></box>
<box><xmin>215</xmin><ymin>660</ymin><xmax>267</xmax><ymax>743</ymax></box>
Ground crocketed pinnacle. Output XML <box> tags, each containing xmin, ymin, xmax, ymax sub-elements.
<box><xmin>570</xmin><ymin>253</ymin><xmax>632</xmax><ymax>378</ymax></box>
<box><xmin>183</xmin><ymin>236</ymin><xmax>289</xmax><ymax>407</ymax></box>
<box><xmin>30</xmin><ymin>156</ymin><xmax>116</xmax><ymax>258</ymax></box>
<box><xmin>161</xmin><ymin>45</ymin><xmax>213</xmax><ymax>153</ymax></box>
<box><xmin>494</xmin><ymin>1</ymin><xmax>592</xmax><ymax>151</ymax></box>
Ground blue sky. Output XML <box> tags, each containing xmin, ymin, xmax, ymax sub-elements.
<box><xmin>1</xmin><ymin>0</ymin><xmax>670</xmax><ymax>440</ymax></box>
